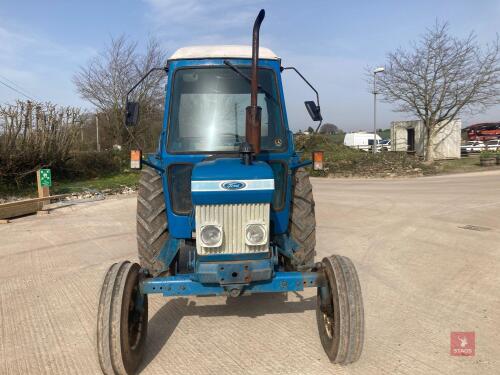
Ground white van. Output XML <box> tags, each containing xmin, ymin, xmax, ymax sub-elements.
<box><xmin>343</xmin><ymin>132</ymin><xmax>382</xmax><ymax>152</ymax></box>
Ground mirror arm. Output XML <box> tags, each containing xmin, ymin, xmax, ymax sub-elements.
<box><xmin>125</xmin><ymin>66</ymin><xmax>168</xmax><ymax>107</ymax></box>
<box><xmin>123</xmin><ymin>66</ymin><xmax>168</xmax><ymax>150</ymax></box>
<box><xmin>282</xmin><ymin>66</ymin><xmax>320</xmax><ymax>108</ymax></box>
<box><xmin>282</xmin><ymin>66</ymin><xmax>322</xmax><ymax>132</ymax></box>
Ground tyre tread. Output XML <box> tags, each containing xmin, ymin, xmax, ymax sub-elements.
<box><xmin>317</xmin><ymin>255</ymin><xmax>364</xmax><ymax>365</ymax></box>
<box><xmin>289</xmin><ymin>168</ymin><xmax>316</xmax><ymax>269</ymax></box>
<box><xmin>136</xmin><ymin>166</ymin><xmax>168</xmax><ymax>275</ymax></box>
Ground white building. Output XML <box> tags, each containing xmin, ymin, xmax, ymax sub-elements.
<box><xmin>390</xmin><ymin>119</ymin><xmax>461</xmax><ymax>159</ymax></box>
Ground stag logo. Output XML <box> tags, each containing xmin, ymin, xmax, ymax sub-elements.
<box><xmin>450</xmin><ymin>332</ymin><xmax>475</xmax><ymax>356</ymax></box>
<box><xmin>458</xmin><ymin>336</ymin><xmax>468</xmax><ymax>348</ymax></box>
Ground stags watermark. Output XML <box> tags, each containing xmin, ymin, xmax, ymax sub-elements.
<box><xmin>450</xmin><ymin>332</ymin><xmax>475</xmax><ymax>356</ymax></box>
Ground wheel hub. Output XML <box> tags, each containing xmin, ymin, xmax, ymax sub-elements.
<box><xmin>323</xmin><ymin>312</ymin><xmax>334</xmax><ymax>340</ymax></box>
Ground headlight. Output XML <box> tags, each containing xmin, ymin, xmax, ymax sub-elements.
<box><xmin>245</xmin><ymin>223</ymin><xmax>267</xmax><ymax>246</ymax></box>
<box><xmin>200</xmin><ymin>224</ymin><xmax>223</xmax><ymax>247</ymax></box>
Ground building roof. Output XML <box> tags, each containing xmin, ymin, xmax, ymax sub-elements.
<box><xmin>169</xmin><ymin>45</ymin><xmax>279</xmax><ymax>60</ymax></box>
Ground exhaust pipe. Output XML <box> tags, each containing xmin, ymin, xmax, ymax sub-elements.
<box><xmin>245</xmin><ymin>9</ymin><xmax>265</xmax><ymax>155</ymax></box>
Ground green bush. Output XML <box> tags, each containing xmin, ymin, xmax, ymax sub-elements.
<box><xmin>59</xmin><ymin>150</ymin><xmax>127</xmax><ymax>180</ymax></box>
<box><xmin>295</xmin><ymin>133</ymin><xmax>425</xmax><ymax>177</ymax></box>
<box><xmin>480</xmin><ymin>150</ymin><xmax>495</xmax><ymax>158</ymax></box>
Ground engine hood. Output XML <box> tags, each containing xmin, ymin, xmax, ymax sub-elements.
<box><xmin>191</xmin><ymin>158</ymin><xmax>274</xmax><ymax>205</ymax></box>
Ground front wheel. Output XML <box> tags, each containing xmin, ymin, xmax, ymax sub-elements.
<box><xmin>97</xmin><ymin>261</ymin><xmax>148</xmax><ymax>375</ymax></box>
<box><xmin>316</xmin><ymin>255</ymin><xmax>364</xmax><ymax>364</ymax></box>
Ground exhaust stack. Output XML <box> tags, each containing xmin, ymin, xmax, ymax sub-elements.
<box><xmin>245</xmin><ymin>9</ymin><xmax>265</xmax><ymax>155</ymax></box>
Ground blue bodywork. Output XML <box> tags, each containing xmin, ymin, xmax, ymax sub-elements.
<box><xmin>191</xmin><ymin>158</ymin><xmax>275</xmax><ymax>205</ymax></box>
<box><xmin>142</xmin><ymin>272</ymin><xmax>319</xmax><ymax>297</ymax></box>
<box><xmin>140</xmin><ymin>56</ymin><xmax>318</xmax><ymax>297</ymax></box>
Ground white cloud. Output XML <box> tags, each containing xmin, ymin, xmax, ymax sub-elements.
<box><xmin>144</xmin><ymin>0</ymin><xmax>261</xmax><ymax>24</ymax></box>
<box><xmin>143</xmin><ymin>0</ymin><xmax>265</xmax><ymax>47</ymax></box>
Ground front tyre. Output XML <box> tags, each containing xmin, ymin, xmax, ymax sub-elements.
<box><xmin>316</xmin><ymin>255</ymin><xmax>364</xmax><ymax>364</ymax></box>
<box><xmin>97</xmin><ymin>261</ymin><xmax>148</xmax><ymax>375</ymax></box>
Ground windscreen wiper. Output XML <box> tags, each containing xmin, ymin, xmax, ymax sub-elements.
<box><xmin>223</xmin><ymin>60</ymin><xmax>278</xmax><ymax>104</ymax></box>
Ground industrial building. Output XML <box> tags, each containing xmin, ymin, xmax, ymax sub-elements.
<box><xmin>390</xmin><ymin>119</ymin><xmax>461</xmax><ymax>159</ymax></box>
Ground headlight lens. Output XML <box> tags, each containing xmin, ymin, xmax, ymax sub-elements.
<box><xmin>245</xmin><ymin>223</ymin><xmax>267</xmax><ymax>246</ymax></box>
<box><xmin>200</xmin><ymin>225</ymin><xmax>222</xmax><ymax>247</ymax></box>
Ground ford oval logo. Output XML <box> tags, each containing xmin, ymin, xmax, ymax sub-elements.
<box><xmin>221</xmin><ymin>181</ymin><xmax>246</xmax><ymax>190</ymax></box>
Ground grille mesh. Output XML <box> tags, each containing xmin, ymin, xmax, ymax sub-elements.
<box><xmin>195</xmin><ymin>203</ymin><xmax>270</xmax><ymax>255</ymax></box>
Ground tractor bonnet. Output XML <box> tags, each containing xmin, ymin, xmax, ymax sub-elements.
<box><xmin>190</xmin><ymin>158</ymin><xmax>274</xmax><ymax>205</ymax></box>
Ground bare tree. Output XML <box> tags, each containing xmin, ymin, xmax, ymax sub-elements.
<box><xmin>73</xmin><ymin>36</ymin><xmax>166</xmax><ymax>149</ymax></box>
<box><xmin>374</xmin><ymin>22</ymin><xmax>500</xmax><ymax>161</ymax></box>
<box><xmin>0</xmin><ymin>100</ymin><xmax>81</xmax><ymax>186</ymax></box>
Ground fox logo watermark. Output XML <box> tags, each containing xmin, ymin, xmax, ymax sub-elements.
<box><xmin>450</xmin><ymin>332</ymin><xmax>475</xmax><ymax>356</ymax></box>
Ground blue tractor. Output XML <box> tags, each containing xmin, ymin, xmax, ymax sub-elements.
<box><xmin>97</xmin><ymin>10</ymin><xmax>364</xmax><ymax>374</ymax></box>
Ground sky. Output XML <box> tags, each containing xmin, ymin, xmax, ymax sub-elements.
<box><xmin>1</xmin><ymin>0</ymin><xmax>500</xmax><ymax>132</ymax></box>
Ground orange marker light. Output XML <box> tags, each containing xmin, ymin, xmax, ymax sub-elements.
<box><xmin>312</xmin><ymin>151</ymin><xmax>324</xmax><ymax>171</ymax></box>
<box><xmin>130</xmin><ymin>150</ymin><xmax>142</xmax><ymax>170</ymax></box>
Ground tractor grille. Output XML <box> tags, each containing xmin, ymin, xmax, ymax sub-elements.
<box><xmin>195</xmin><ymin>203</ymin><xmax>270</xmax><ymax>255</ymax></box>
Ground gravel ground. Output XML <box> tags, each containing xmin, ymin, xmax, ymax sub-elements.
<box><xmin>1</xmin><ymin>171</ymin><xmax>499</xmax><ymax>374</ymax></box>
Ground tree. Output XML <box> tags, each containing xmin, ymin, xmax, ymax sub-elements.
<box><xmin>306</xmin><ymin>126</ymin><xmax>315</xmax><ymax>133</ymax></box>
<box><xmin>73</xmin><ymin>36</ymin><xmax>166</xmax><ymax>149</ymax></box>
<box><xmin>0</xmin><ymin>100</ymin><xmax>81</xmax><ymax>186</ymax></box>
<box><xmin>319</xmin><ymin>123</ymin><xmax>341</xmax><ymax>134</ymax></box>
<box><xmin>374</xmin><ymin>22</ymin><xmax>500</xmax><ymax>161</ymax></box>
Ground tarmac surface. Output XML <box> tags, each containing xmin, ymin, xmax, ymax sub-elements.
<box><xmin>1</xmin><ymin>171</ymin><xmax>499</xmax><ymax>374</ymax></box>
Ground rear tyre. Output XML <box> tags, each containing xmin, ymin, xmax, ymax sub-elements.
<box><xmin>97</xmin><ymin>261</ymin><xmax>148</xmax><ymax>375</ymax></box>
<box><xmin>288</xmin><ymin>168</ymin><xmax>316</xmax><ymax>270</ymax></box>
<box><xmin>316</xmin><ymin>255</ymin><xmax>364</xmax><ymax>364</ymax></box>
<box><xmin>137</xmin><ymin>166</ymin><xmax>168</xmax><ymax>276</ymax></box>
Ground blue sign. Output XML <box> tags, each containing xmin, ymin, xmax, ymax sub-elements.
<box><xmin>221</xmin><ymin>181</ymin><xmax>247</xmax><ymax>190</ymax></box>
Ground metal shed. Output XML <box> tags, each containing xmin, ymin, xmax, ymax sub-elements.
<box><xmin>390</xmin><ymin>119</ymin><xmax>461</xmax><ymax>159</ymax></box>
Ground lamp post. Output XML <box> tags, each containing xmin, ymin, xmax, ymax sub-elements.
<box><xmin>373</xmin><ymin>67</ymin><xmax>385</xmax><ymax>154</ymax></box>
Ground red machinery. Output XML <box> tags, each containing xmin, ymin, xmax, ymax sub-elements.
<box><xmin>466</xmin><ymin>122</ymin><xmax>500</xmax><ymax>141</ymax></box>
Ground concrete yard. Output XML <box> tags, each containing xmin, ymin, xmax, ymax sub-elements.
<box><xmin>1</xmin><ymin>171</ymin><xmax>499</xmax><ymax>374</ymax></box>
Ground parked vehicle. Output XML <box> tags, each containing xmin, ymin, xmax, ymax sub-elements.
<box><xmin>461</xmin><ymin>141</ymin><xmax>485</xmax><ymax>154</ymax></box>
<box><xmin>380</xmin><ymin>139</ymin><xmax>391</xmax><ymax>151</ymax></box>
<box><xmin>485</xmin><ymin>139</ymin><xmax>500</xmax><ymax>151</ymax></box>
<box><xmin>466</xmin><ymin>122</ymin><xmax>500</xmax><ymax>141</ymax></box>
<box><xmin>344</xmin><ymin>132</ymin><xmax>382</xmax><ymax>152</ymax></box>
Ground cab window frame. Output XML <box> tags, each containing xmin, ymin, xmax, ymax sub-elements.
<box><xmin>166</xmin><ymin>65</ymin><xmax>287</xmax><ymax>155</ymax></box>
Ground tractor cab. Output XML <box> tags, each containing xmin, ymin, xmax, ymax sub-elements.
<box><xmin>166</xmin><ymin>46</ymin><xmax>285</xmax><ymax>154</ymax></box>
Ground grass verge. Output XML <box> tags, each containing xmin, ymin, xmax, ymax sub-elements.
<box><xmin>0</xmin><ymin>171</ymin><xmax>140</xmax><ymax>200</ymax></box>
<box><xmin>51</xmin><ymin>171</ymin><xmax>140</xmax><ymax>194</ymax></box>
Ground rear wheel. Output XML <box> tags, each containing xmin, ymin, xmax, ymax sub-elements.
<box><xmin>316</xmin><ymin>255</ymin><xmax>364</xmax><ymax>364</ymax></box>
<box><xmin>137</xmin><ymin>166</ymin><xmax>168</xmax><ymax>276</ymax></box>
<box><xmin>97</xmin><ymin>261</ymin><xmax>148</xmax><ymax>375</ymax></box>
<box><xmin>288</xmin><ymin>168</ymin><xmax>316</xmax><ymax>270</ymax></box>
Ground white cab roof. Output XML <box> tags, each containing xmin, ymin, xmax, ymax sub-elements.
<box><xmin>169</xmin><ymin>45</ymin><xmax>279</xmax><ymax>60</ymax></box>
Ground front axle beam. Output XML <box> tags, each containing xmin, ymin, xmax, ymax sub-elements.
<box><xmin>141</xmin><ymin>271</ymin><xmax>322</xmax><ymax>297</ymax></box>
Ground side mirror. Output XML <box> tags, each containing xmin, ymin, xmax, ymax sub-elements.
<box><xmin>125</xmin><ymin>101</ymin><xmax>139</xmax><ymax>127</ymax></box>
<box><xmin>305</xmin><ymin>101</ymin><xmax>322</xmax><ymax>122</ymax></box>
